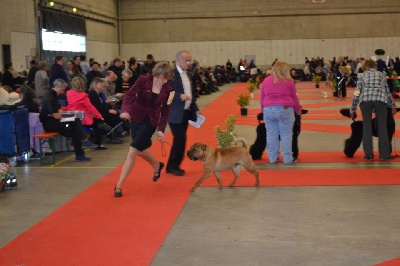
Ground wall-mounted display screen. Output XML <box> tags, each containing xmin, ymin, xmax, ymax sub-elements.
<box><xmin>41</xmin><ymin>29</ymin><xmax>86</xmax><ymax>52</ymax></box>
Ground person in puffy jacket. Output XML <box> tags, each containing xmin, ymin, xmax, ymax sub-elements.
<box><xmin>67</xmin><ymin>77</ymin><xmax>108</xmax><ymax>150</ymax></box>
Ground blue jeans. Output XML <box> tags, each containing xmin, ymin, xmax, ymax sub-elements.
<box><xmin>263</xmin><ymin>106</ymin><xmax>295</xmax><ymax>164</ymax></box>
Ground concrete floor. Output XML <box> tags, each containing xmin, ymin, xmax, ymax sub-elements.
<box><xmin>1</xmin><ymin>82</ymin><xmax>400</xmax><ymax>265</ymax></box>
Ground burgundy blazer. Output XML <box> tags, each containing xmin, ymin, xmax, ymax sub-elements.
<box><xmin>121</xmin><ymin>75</ymin><xmax>173</xmax><ymax>133</ymax></box>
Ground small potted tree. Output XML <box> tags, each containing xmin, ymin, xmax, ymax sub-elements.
<box><xmin>215</xmin><ymin>115</ymin><xmax>236</xmax><ymax>148</ymax></box>
<box><xmin>313</xmin><ymin>75</ymin><xmax>322</xmax><ymax>88</ymax></box>
<box><xmin>236</xmin><ymin>92</ymin><xmax>251</xmax><ymax>116</ymax></box>
<box><xmin>247</xmin><ymin>80</ymin><xmax>256</xmax><ymax>99</ymax></box>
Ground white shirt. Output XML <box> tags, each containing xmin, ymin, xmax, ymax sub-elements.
<box><xmin>177</xmin><ymin>65</ymin><xmax>192</xmax><ymax>110</ymax></box>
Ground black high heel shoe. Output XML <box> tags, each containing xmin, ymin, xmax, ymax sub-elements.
<box><xmin>153</xmin><ymin>162</ymin><xmax>164</xmax><ymax>182</ymax></box>
<box><xmin>114</xmin><ymin>186</ymin><xmax>122</xmax><ymax>197</ymax></box>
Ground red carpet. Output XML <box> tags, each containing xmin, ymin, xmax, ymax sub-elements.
<box><xmin>1</xmin><ymin>82</ymin><xmax>398</xmax><ymax>265</ymax></box>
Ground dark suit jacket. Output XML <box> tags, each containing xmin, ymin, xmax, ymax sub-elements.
<box><xmin>2</xmin><ymin>70</ymin><xmax>15</xmax><ymax>89</ymax></box>
<box><xmin>121</xmin><ymin>75</ymin><xmax>172</xmax><ymax>133</ymax></box>
<box><xmin>168</xmin><ymin>67</ymin><xmax>199</xmax><ymax>124</ymax></box>
<box><xmin>49</xmin><ymin>64</ymin><xmax>68</xmax><ymax>88</ymax></box>
<box><xmin>88</xmin><ymin>90</ymin><xmax>109</xmax><ymax>117</ymax></box>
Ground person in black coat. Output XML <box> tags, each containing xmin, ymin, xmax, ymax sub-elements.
<box><xmin>2</xmin><ymin>63</ymin><xmax>16</xmax><ymax>90</ymax></box>
<box><xmin>85</xmin><ymin>61</ymin><xmax>103</xmax><ymax>90</ymax></box>
<box><xmin>166</xmin><ymin>50</ymin><xmax>201</xmax><ymax>176</ymax></box>
<box><xmin>88</xmin><ymin>77</ymin><xmax>123</xmax><ymax>144</ymax></box>
<box><xmin>49</xmin><ymin>56</ymin><xmax>68</xmax><ymax>89</ymax></box>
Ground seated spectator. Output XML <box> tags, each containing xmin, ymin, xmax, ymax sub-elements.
<box><xmin>86</xmin><ymin>61</ymin><xmax>103</xmax><ymax>90</ymax></box>
<box><xmin>219</xmin><ymin>65</ymin><xmax>231</xmax><ymax>84</ymax></box>
<box><xmin>229</xmin><ymin>67</ymin><xmax>239</xmax><ymax>82</ymax></box>
<box><xmin>290</xmin><ymin>69</ymin><xmax>301</xmax><ymax>81</ymax></box>
<box><xmin>88</xmin><ymin>77</ymin><xmax>123</xmax><ymax>144</ymax></box>
<box><xmin>103</xmin><ymin>70</ymin><xmax>124</xmax><ymax>101</ymax></box>
<box><xmin>108</xmin><ymin>57</ymin><xmax>124</xmax><ymax>82</ymax></box>
<box><xmin>67</xmin><ymin>77</ymin><xmax>108</xmax><ymax>150</ymax></box>
<box><xmin>20</xmin><ymin>85</ymin><xmax>40</xmax><ymax>113</ymax></box>
<box><xmin>193</xmin><ymin>67</ymin><xmax>210</xmax><ymax>96</ymax></box>
<box><xmin>2</xmin><ymin>63</ymin><xmax>16</xmax><ymax>90</ymax></box>
<box><xmin>204</xmin><ymin>67</ymin><xmax>219</xmax><ymax>91</ymax></box>
<box><xmin>117</xmin><ymin>69</ymin><xmax>134</xmax><ymax>95</ymax></box>
<box><xmin>39</xmin><ymin>79</ymin><xmax>91</xmax><ymax>161</ymax></box>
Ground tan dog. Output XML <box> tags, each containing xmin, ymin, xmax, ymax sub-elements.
<box><xmin>186</xmin><ymin>138</ymin><xmax>259</xmax><ymax>192</ymax></box>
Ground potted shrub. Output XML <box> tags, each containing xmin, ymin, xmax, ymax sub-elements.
<box><xmin>236</xmin><ymin>92</ymin><xmax>251</xmax><ymax>115</ymax></box>
<box><xmin>215</xmin><ymin>114</ymin><xmax>236</xmax><ymax>148</ymax></box>
<box><xmin>313</xmin><ymin>75</ymin><xmax>322</xmax><ymax>88</ymax></box>
<box><xmin>247</xmin><ymin>80</ymin><xmax>256</xmax><ymax>99</ymax></box>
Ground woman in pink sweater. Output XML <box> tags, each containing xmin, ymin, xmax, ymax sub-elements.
<box><xmin>67</xmin><ymin>77</ymin><xmax>107</xmax><ymax>150</ymax></box>
<box><xmin>260</xmin><ymin>61</ymin><xmax>301</xmax><ymax>164</ymax></box>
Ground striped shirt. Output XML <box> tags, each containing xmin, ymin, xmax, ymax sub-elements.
<box><xmin>350</xmin><ymin>69</ymin><xmax>395</xmax><ymax>112</ymax></box>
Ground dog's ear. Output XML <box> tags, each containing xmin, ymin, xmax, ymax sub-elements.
<box><xmin>340</xmin><ymin>108</ymin><xmax>352</xmax><ymax>119</ymax></box>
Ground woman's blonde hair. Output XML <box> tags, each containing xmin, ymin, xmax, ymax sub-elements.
<box><xmin>362</xmin><ymin>59</ymin><xmax>377</xmax><ymax>71</ymax></box>
<box><xmin>271</xmin><ymin>61</ymin><xmax>292</xmax><ymax>83</ymax></box>
<box><xmin>152</xmin><ymin>61</ymin><xmax>174</xmax><ymax>80</ymax></box>
<box><xmin>71</xmin><ymin>77</ymin><xmax>86</xmax><ymax>92</ymax></box>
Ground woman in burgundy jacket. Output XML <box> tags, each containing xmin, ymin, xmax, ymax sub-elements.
<box><xmin>114</xmin><ymin>62</ymin><xmax>174</xmax><ymax>197</ymax></box>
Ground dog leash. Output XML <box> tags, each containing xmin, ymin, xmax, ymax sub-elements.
<box><xmin>160</xmin><ymin>141</ymin><xmax>172</xmax><ymax>157</ymax></box>
<box><xmin>106</xmin><ymin>122</ymin><xmax>124</xmax><ymax>136</ymax></box>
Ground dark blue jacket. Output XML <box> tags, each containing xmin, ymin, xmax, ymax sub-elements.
<box><xmin>167</xmin><ymin>67</ymin><xmax>199</xmax><ymax>124</ymax></box>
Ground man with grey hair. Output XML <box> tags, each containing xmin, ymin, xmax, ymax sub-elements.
<box><xmin>166</xmin><ymin>50</ymin><xmax>201</xmax><ymax>176</ymax></box>
<box><xmin>39</xmin><ymin>79</ymin><xmax>91</xmax><ymax>161</ymax></box>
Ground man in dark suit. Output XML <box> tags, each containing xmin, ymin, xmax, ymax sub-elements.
<box><xmin>166</xmin><ymin>50</ymin><xmax>201</xmax><ymax>176</ymax></box>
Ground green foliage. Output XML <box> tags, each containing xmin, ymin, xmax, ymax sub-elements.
<box><xmin>215</xmin><ymin>114</ymin><xmax>236</xmax><ymax>148</ymax></box>
<box><xmin>375</xmin><ymin>49</ymin><xmax>385</xmax><ymax>56</ymax></box>
<box><xmin>313</xmin><ymin>75</ymin><xmax>322</xmax><ymax>84</ymax></box>
<box><xmin>247</xmin><ymin>80</ymin><xmax>256</xmax><ymax>93</ymax></box>
<box><xmin>236</xmin><ymin>92</ymin><xmax>251</xmax><ymax>108</ymax></box>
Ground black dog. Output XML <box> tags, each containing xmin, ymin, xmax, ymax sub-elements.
<box><xmin>249</xmin><ymin>113</ymin><xmax>266</xmax><ymax>160</ymax></box>
<box><xmin>249</xmin><ymin>110</ymin><xmax>308</xmax><ymax>160</ymax></box>
<box><xmin>340</xmin><ymin>108</ymin><xmax>396</xmax><ymax>158</ymax></box>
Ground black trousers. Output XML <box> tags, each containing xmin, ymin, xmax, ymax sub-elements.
<box><xmin>87</xmin><ymin>119</ymin><xmax>103</xmax><ymax>146</ymax></box>
<box><xmin>43</xmin><ymin>118</ymin><xmax>84</xmax><ymax>156</ymax></box>
<box><xmin>167</xmin><ymin>110</ymin><xmax>190</xmax><ymax>170</ymax></box>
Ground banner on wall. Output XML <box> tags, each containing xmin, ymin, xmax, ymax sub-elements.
<box><xmin>244</xmin><ymin>55</ymin><xmax>256</xmax><ymax>65</ymax></box>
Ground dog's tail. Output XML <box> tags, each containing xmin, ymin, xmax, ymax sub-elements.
<box><xmin>233</xmin><ymin>138</ymin><xmax>248</xmax><ymax>149</ymax></box>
